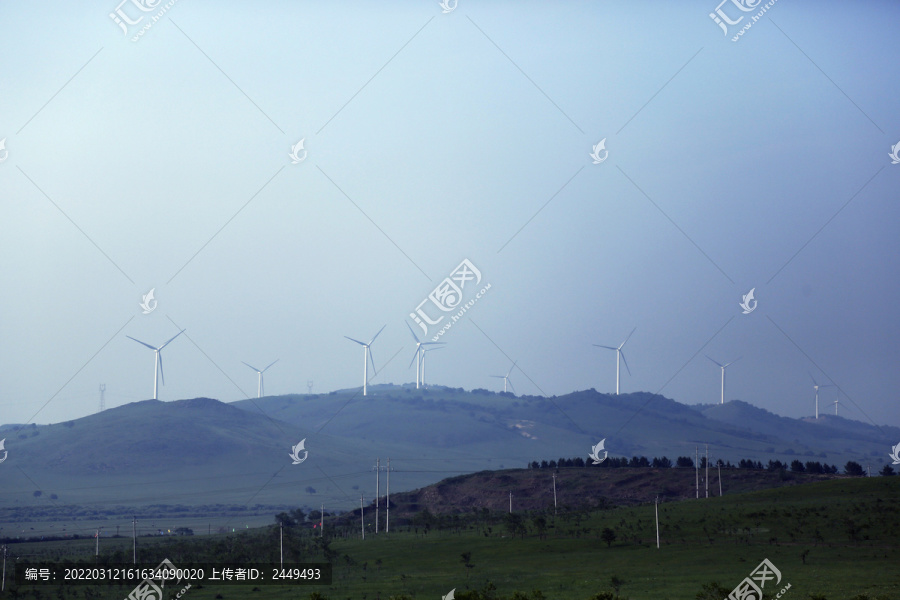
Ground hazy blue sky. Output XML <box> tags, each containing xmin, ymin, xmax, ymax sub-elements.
<box><xmin>1</xmin><ymin>1</ymin><xmax>898</xmax><ymax>427</ymax></box>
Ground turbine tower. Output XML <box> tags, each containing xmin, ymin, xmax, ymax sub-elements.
<box><xmin>490</xmin><ymin>361</ymin><xmax>517</xmax><ymax>394</ymax></box>
<box><xmin>126</xmin><ymin>330</ymin><xmax>185</xmax><ymax>400</ymax></box>
<box><xmin>421</xmin><ymin>345</ymin><xmax>444</xmax><ymax>388</ymax></box>
<box><xmin>345</xmin><ymin>325</ymin><xmax>385</xmax><ymax>396</ymax></box>
<box><xmin>809</xmin><ymin>372</ymin><xmax>833</xmax><ymax>419</ymax></box>
<box><xmin>406</xmin><ymin>322</ymin><xmax>444</xmax><ymax>389</ymax></box>
<box><xmin>706</xmin><ymin>355</ymin><xmax>741</xmax><ymax>404</ymax></box>
<box><xmin>594</xmin><ymin>327</ymin><xmax>635</xmax><ymax>395</ymax></box>
<box><xmin>242</xmin><ymin>359</ymin><xmax>279</xmax><ymax>398</ymax></box>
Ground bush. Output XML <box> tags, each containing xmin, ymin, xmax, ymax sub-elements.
<box><xmin>696</xmin><ymin>582</ymin><xmax>730</xmax><ymax>600</ymax></box>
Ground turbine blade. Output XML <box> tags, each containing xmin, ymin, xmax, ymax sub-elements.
<box><xmin>127</xmin><ymin>336</ymin><xmax>157</xmax><ymax>351</ymax></box>
<box><xmin>159</xmin><ymin>353</ymin><xmax>165</xmax><ymax>387</ymax></box>
<box><xmin>242</xmin><ymin>361</ymin><xmax>261</xmax><ymax>373</ymax></box>
<box><xmin>620</xmin><ymin>351</ymin><xmax>631</xmax><ymax>376</ymax></box>
<box><xmin>368</xmin><ymin>348</ymin><xmax>377</xmax><ymax>376</ymax></box>
<box><xmin>421</xmin><ymin>341</ymin><xmax>446</xmax><ymax>347</ymax></box>
<box><xmin>409</xmin><ymin>348</ymin><xmax>420</xmax><ymax>369</ymax></box>
<box><xmin>425</xmin><ymin>346</ymin><xmax>445</xmax><ymax>353</ymax></box>
<box><xmin>619</xmin><ymin>327</ymin><xmax>636</xmax><ymax>349</ymax></box>
<box><xmin>507</xmin><ymin>378</ymin><xmax>516</xmax><ymax>394</ymax></box>
<box><xmin>489</xmin><ymin>375</ymin><xmax>504</xmax><ymax>378</ymax></box>
<box><xmin>159</xmin><ymin>329</ymin><xmax>185</xmax><ymax>350</ymax></box>
<box><xmin>369</xmin><ymin>324</ymin><xmax>387</xmax><ymax>345</ymax></box>
<box><xmin>405</xmin><ymin>321</ymin><xmax>421</xmax><ymax>344</ymax></box>
<box><xmin>706</xmin><ymin>355</ymin><xmax>723</xmax><ymax>367</ymax></box>
<box><xmin>507</xmin><ymin>360</ymin><xmax>518</xmax><ymax>378</ymax></box>
<box><xmin>263</xmin><ymin>359</ymin><xmax>279</xmax><ymax>372</ymax></box>
<box><xmin>808</xmin><ymin>371</ymin><xmax>818</xmax><ymax>386</ymax></box>
<box><xmin>594</xmin><ymin>345</ymin><xmax>617</xmax><ymax>350</ymax></box>
<box><xmin>344</xmin><ymin>336</ymin><xmax>366</xmax><ymax>346</ymax></box>
<box><xmin>724</xmin><ymin>356</ymin><xmax>743</xmax><ymax>368</ymax></box>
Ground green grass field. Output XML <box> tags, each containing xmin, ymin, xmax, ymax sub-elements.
<box><xmin>3</xmin><ymin>476</ymin><xmax>898</xmax><ymax>600</ymax></box>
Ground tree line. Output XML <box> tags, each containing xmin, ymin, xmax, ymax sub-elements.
<box><xmin>527</xmin><ymin>456</ymin><xmax>894</xmax><ymax>476</ymax></box>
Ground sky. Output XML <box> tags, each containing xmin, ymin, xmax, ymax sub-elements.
<box><xmin>1</xmin><ymin>0</ymin><xmax>898</xmax><ymax>429</ymax></box>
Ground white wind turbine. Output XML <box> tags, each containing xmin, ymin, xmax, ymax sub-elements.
<box><xmin>809</xmin><ymin>372</ymin><xmax>834</xmax><ymax>419</ymax></box>
<box><xmin>594</xmin><ymin>327</ymin><xmax>635</xmax><ymax>395</ymax></box>
<box><xmin>706</xmin><ymin>355</ymin><xmax>741</xmax><ymax>405</ymax></box>
<box><xmin>490</xmin><ymin>361</ymin><xmax>517</xmax><ymax>394</ymax></box>
<box><xmin>242</xmin><ymin>359</ymin><xmax>279</xmax><ymax>398</ymax></box>
<box><xmin>406</xmin><ymin>322</ymin><xmax>444</xmax><ymax>389</ymax></box>
<box><xmin>127</xmin><ymin>330</ymin><xmax>185</xmax><ymax>400</ymax></box>
<box><xmin>345</xmin><ymin>325</ymin><xmax>385</xmax><ymax>396</ymax></box>
<box><xmin>421</xmin><ymin>345</ymin><xmax>445</xmax><ymax>388</ymax></box>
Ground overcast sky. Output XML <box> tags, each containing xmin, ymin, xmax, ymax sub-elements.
<box><xmin>1</xmin><ymin>0</ymin><xmax>898</xmax><ymax>428</ymax></box>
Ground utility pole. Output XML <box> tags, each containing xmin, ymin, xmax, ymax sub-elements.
<box><xmin>509</xmin><ymin>492</ymin><xmax>512</xmax><ymax>513</ymax></box>
<box><xmin>320</xmin><ymin>503</ymin><xmax>324</xmax><ymax>538</ymax></box>
<box><xmin>132</xmin><ymin>516</ymin><xmax>137</xmax><ymax>564</ymax></box>
<box><xmin>307</xmin><ymin>380</ymin><xmax>313</xmax><ymax>395</ymax></box>
<box><xmin>95</xmin><ymin>527</ymin><xmax>101</xmax><ymax>556</ymax></box>
<box><xmin>695</xmin><ymin>447</ymin><xmax>699</xmax><ymax>499</ymax></box>
<box><xmin>279</xmin><ymin>520</ymin><xmax>283</xmax><ymax>568</ymax></box>
<box><xmin>655</xmin><ymin>497</ymin><xmax>660</xmax><ymax>550</ymax></box>
<box><xmin>360</xmin><ymin>495</ymin><xmax>365</xmax><ymax>540</ymax></box>
<box><xmin>386</xmin><ymin>458</ymin><xmax>391</xmax><ymax>533</ymax></box>
<box><xmin>718</xmin><ymin>461</ymin><xmax>723</xmax><ymax>496</ymax></box>
<box><xmin>552</xmin><ymin>473</ymin><xmax>558</xmax><ymax>516</ymax></box>
<box><xmin>374</xmin><ymin>458</ymin><xmax>380</xmax><ymax>534</ymax></box>
<box><xmin>705</xmin><ymin>444</ymin><xmax>709</xmax><ymax>499</ymax></box>
<box><xmin>2</xmin><ymin>544</ymin><xmax>7</xmax><ymax>592</ymax></box>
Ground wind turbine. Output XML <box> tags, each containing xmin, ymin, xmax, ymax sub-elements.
<box><xmin>809</xmin><ymin>372</ymin><xmax>834</xmax><ymax>419</ymax></box>
<box><xmin>242</xmin><ymin>359</ymin><xmax>279</xmax><ymax>398</ymax></box>
<box><xmin>490</xmin><ymin>361</ymin><xmax>517</xmax><ymax>394</ymax></box>
<box><xmin>706</xmin><ymin>355</ymin><xmax>741</xmax><ymax>404</ymax></box>
<box><xmin>126</xmin><ymin>330</ymin><xmax>185</xmax><ymax>400</ymax></box>
<box><xmin>406</xmin><ymin>322</ymin><xmax>444</xmax><ymax>389</ymax></box>
<box><xmin>594</xmin><ymin>327</ymin><xmax>635</xmax><ymax>395</ymax></box>
<box><xmin>421</xmin><ymin>345</ymin><xmax>444</xmax><ymax>388</ymax></box>
<box><xmin>833</xmin><ymin>392</ymin><xmax>840</xmax><ymax>416</ymax></box>
<box><xmin>345</xmin><ymin>325</ymin><xmax>385</xmax><ymax>396</ymax></box>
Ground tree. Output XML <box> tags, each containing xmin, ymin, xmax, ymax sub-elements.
<box><xmin>880</xmin><ymin>464</ymin><xmax>895</xmax><ymax>476</ymax></box>
<box><xmin>844</xmin><ymin>461</ymin><xmax>865</xmax><ymax>476</ymax></box>
<box><xmin>676</xmin><ymin>456</ymin><xmax>694</xmax><ymax>468</ymax></box>
<box><xmin>460</xmin><ymin>551</ymin><xmax>474</xmax><ymax>579</ymax></box>
<box><xmin>790</xmin><ymin>460</ymin><xmax>805</xmax><ymax>473</ymax></box>
<box><xmin>652</xmin><ymin>456</ymin><xmax>673</xmax><ymax>468</ymax></box>
<box><xmin>532</xmin><ymin>516</ymin><xmax>547</xmax><ymax>540</ymax></box>
<box><xmin>600</xmin><ymin>527</ymin><xmax>616</xmax><ymax>548</ymax></box>
<box><xmin>609</xmin><ymin>575</ymin><xmax>625</xmax><ymax>598</ymax></box>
